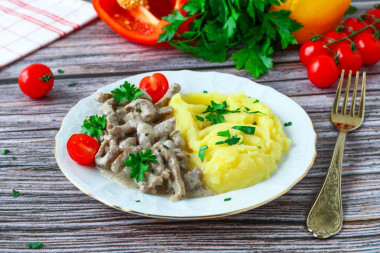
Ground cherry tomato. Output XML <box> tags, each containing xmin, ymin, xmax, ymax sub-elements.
<box><xmin>335</xmin><ymin>44</ymin><xmax>362</xmax><ymax>76</ymax></box>
<box><xmin>354</xmin><ymin>32</ymin><xmax>380</xmax><ymax>65</ymax></box>
<box><xmin>307</xmin><ymin>55</ymin><xmax>340</xmax><ymax>88</ymax></box>
<box><xmin>18</xmin><ymin>63</ymin><xmax>54</xmax><ymax>98</ymax></box>
<box><xmin>323</xmin><ymin>30</ymin><xmax>350</xmax><ymax>50</ymax></box>
<box><xmin>342</xmin><ymin>17</ymin><xmax>372</xmax><ymax>36</ymax></box>
<box><xmin>299</xmin><ymin>40</ymin><xmax>331</xmax><ymax>67</ymax></box>
<box><xmin>139</xmin><ymin>73</ymin><xmax>169</xmax><ymax>104</ymax></box>
<box><xmin>67</xmin><ymin>134</ymin><xmax>100</xmax><ymax>165</ymax></box>
<box><xmin>363</xmin><ymin>8</ymin><xmax>380</xmax><ymax>31</ymax></box>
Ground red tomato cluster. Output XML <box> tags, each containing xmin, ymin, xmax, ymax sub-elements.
<box><xmin>299</xmin><ymin>7</ymin><xmax>380</xmax><ymax>88</ymax></box>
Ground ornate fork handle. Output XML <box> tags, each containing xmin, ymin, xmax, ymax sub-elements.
<box><xmin>306</xmin><ymin>131</ymin><xmax>346</xmax><ymax>239</ymax></box>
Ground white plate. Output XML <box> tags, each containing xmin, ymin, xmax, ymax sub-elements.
<box><xmin>55</xmin><ymin>70</ymin><xmax>316</xmax><ymax>219</ymax></box>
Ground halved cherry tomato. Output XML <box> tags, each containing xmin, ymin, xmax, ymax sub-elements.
<box><xmin>67</xmin><ymin>134</ymin><xmax>100</xmax><ymax>165</ymax></box>
<box><xmin>335</xmin><ymin>44</ymin><xmax>362</xmax><ymax>76</ymax></box>
<box><xmin>354</xmin><ymin>32</ymin><xmax>380</xmax><ymax>65</ymax></box>
<box><xmin>299</xmin><ymin>40</ymin><xmax>331</xmax><ymax>67</ymax></box>
<box><xmin>307</xmin><ymin>55</ymin><xmax>340</xmax><ymax>88</ymax></box>
<box><xmin>139</xmin><ymin>73</ymin><xmax>169</xmax><ymax>103</ymax></box>
<box><xmin>93</xmin><ymin>0</ymin><xmax>187</xmax><ymax>45</ymax></box>
<box><xmin>18</xmin><ymin>63</ymin><xmax>54</xmax><ymax>98</ymax></box>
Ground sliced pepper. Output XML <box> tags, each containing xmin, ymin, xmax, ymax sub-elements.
<box><xmin>93</xmin><ymin>0</ymin><xmax>186</xmax><ymax>45</ymax></box>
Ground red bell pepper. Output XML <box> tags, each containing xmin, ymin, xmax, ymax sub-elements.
<box><xmin>93</xmin><ymin>0</ymin><xmax>188</xmax><ymax>45</ymax></box>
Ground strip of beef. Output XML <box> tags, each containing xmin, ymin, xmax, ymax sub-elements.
<box><xmin>154</xmin><ymin>83</ymin><xmax>180</xmax><ymax>107</ymax></box>
<box><xmin>154</xmin><ymin>142</ymin><xmax>185</xmax><ymax>201</ymax></box>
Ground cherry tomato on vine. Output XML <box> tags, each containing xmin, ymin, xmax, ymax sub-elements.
<box><xmin>299</xmin><ymin>40</ymin><xmax>331</xmax><ymax>67</ymax></box>
<box><xmin>307</xmin><ymin>55</ymin><xmax>340</xmax><ymax>88</ymax></box>
<box><xmin>67</xmin><ymin>134</ymin><xmax>100</xmax><ymax>165</ymax></box>
<box><xmin>18</xmin><ymin>63</ymin><xmax>54</xmax><ymax>98</ymax></box>
<box><xmin>342</xmin><ymin>17</ymin><xmax>372</xmax><ymax>37</ymax></box>
<box><xmin>363</xmin><ymin>8</ymin><xmax>380</xmax><ymax>30</ymax></box>
<box><xmin>354</xmin><ymin>32</ymin><xmax>380</xmax><ymax>65</ymax></box>
<box><xmin>335</xmin><ymin>44</ymin><xmax>362</xmax><ymax>76</ymax></box>
<box><xmin>139</xmin><ymin>73</ymin><xmax>169</xmax><ymax>104</ymax></box>
<box><xmin>323</xmin><ymin>30</ymin><xmax>350</xmax><ymax>50</ymax></box>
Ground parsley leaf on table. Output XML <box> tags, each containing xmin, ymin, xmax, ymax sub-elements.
<box><xmin>80</xmin><ymin>115</ymin><xmax>107</xmax><ymax>138</ymax></box>
<box><xmin>26</xmin><ymin>242</ymin><xmax>44</xmax><ymax>249</ymax></box>
<box><xmin>12</xmin><ymin>189</ymin><xmax>20</xmax><ymax>198</ymax></box>
<box><xmin>111</xmin><ymin>81</ymin><xmax>144</xmax><ymax>102</ymax></box>
<box><xmin>2</xmin><ymin>149</ymin><xmax>9</xmax><ymax>155</ymax></box>
<box><xmin>159</xmin><ymin>0</ymin><xmax>302</xmax><ymax>79</ymax></box>
<box><xmin>125</xmin><ymin>149</ymin><xmax>158</xmax><ymax>183</ymax></box>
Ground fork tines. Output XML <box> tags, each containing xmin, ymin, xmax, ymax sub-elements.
<box><xmin>332</xmin><ymin>70</ymin><xmax>366</xmax><ymax>118</ymax></box>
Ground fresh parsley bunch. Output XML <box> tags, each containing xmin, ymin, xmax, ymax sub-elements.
<box><xmin>159</xmin><ymin>0</ymin><xmax>302</xmax><ymax>78</ymax></box>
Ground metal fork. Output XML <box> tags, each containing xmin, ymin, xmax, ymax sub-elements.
<box><xmin>306</xmin><ymin>70</ymin><xmax>366</xmax><ymax>239</ymax></box>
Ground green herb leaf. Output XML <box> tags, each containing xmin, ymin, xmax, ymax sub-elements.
<box><xmin>38</xmin><ymin>73</ymin><xmax>53</xmax><ymax>82</ymax></box>
<box><xmin>203</xmin><ymin>90</ymin><xmax>208</xmax><ymax>94</ymax></box>
<box><xmin>345</xmin><ymin>5</ymin><xmax>358</xmax><ymax>15</ymax></box>
<box><xmin>224</xmin><ymin>197</ymin><xmax>231</xmax><ymax>201</ymax></box>
<box><xmin>2</xmin><ymin>149</ymin><xmax>9</xmax><ymax>155</ymax></box>
<box><xmin>195</xmin><ymin>115</ymin><xmax>205</xmax><ymax>121</ymax></box>
<box><xmin>111</xmin><ymin>81</ymin><xmax>144</xmax><ymax>102</ymax></box>
<box><xmin>68</xmin><ymin>82</ymin><xmax>77</xmax><ymax>87</ymax></box>
<box><xmin>135</xmin><ymin>200</ymin><xmax>141</xmax><ymax>203</ymax></box>
<box><xmin>159</xmin><ymin>0</ymin><xmax>302</xmax><ymax>78</ymax></box>
<box><xmin>125</xmin><ymin>149</ymin><xmax>158</xmax><ymax>183</ymax></box>
<box><xmin>258</xmin><ymin>145</ymin><xmax>262</xmax><ymax>149</ymax></box>
<box><xmin>284</xmin><ymin>122</ymin><xmax>292</xmax><ymax>127</ymax></box>
<box><xmin>26</xmin><ymin>242</ymin><xmax>44</xmax><ymax>249</ymax></box>
<box><xmin>217</xmin><ymin>130</ymin><xmax>231</xmax><ymax>138</ymax></box>
<box><xmin>253</xmin><ymin>99</ymin><xmax>260</xmax><ymax>103</ymax></box>
<box><xmin>216</xmin><ymin>130</ymin><xmax>241</xmax><ymax>146</ymax></box>
<box><xmin>11</xmin><ymin>156</ymin><xmax>17</xmax><ymax>160</ymax></box>
<box><xmin>57</xmin><ymin>69</ymin><xmax>64</xmax><ymax>74</ymax></box>
<box><xmin>12</xmin><ymin>189</ymin><xmax>20</xmax><ymax>198</ymax></box>
<box><xmin>198</xmin><ymin>145</ymin><xmax>208</xmax><ymax>162</ymax></box>
<box><xmin>232</xmin><ymin>126</ymin><xmax>256</xmax><ymax>135</ymax></box>
<box><xmin>80</xmin><ymin>115</ymin><xmax>107</xmax><ymax>138</ymax></box>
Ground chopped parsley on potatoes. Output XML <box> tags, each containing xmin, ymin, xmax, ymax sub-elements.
<box><xmin>169</xmin><ymin>91</ymin><xmax>290</xmax><ymax>194</ymax></box>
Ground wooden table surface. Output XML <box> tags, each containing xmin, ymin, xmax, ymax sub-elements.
<box><xmin>1</xmin><ymin>0</ymin><xmax>380</xmax><ymax>252</ymax></box>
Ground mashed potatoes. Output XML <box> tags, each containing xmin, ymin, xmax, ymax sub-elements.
<box><xmin>169</xmin><ymin>91</ymin><xmax>291</xmax><ymax>194</ymax></box>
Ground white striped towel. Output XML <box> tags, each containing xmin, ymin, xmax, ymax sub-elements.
<box><xmin>0</xmin><ymin>0</ymin><xmax>97</xmax><ymax>68</ymax></box>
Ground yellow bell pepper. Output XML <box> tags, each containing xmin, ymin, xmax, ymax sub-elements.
<box><xmin>271</xmin><ymin>0</ymin><xmax>351</xmax><ymax>44</ymax></box>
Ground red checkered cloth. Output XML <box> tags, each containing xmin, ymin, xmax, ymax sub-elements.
<box><xmin>0</xmin><ymin>0</ymin><xmax>97</xmax><ymax>68</ymax></box>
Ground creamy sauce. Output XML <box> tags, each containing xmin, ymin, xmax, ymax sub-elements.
<box><xmin>99</xmin><ymin>167</ymin><xmax>215</xmax><ymax>199</ymax></box>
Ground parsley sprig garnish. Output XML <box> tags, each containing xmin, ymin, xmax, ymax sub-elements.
<box><xmin>284</xmin><ymin>122</ymin><xmax>292</xmax><ymax>127</ymax></box>
<box><xmin>198</xmin><ymin>145</ymin><xmax>208</xmax><ymax>162</ymax></box>
<box><xmin>125</xmin><ymin>149</ymin><xmax>158</xmax><ymax>183</ymax></box>
<box><xmin>196</xmin><ymin>101</ymin><xmax>240</xmax><ymax>125</ymax></box>
<box><xmin>111</xmin><ymin>81</ymin><xmax>144</xmax><ymax>102</ymax></box>
<box><xmin>80</xmin><ymin>115</ymin><xmax>107</xmax><ymax>138</ymax></box>
<box><xmin>196</xmin><ymin>101</ymin><xmax>265</xmax><ymax>125</ymax></box>
<box><xmin>2</xmin><ymin>149</ymin><xmax>9</xmax><ymax>155</ymax></box>
<box><xmin>215</xmin><ymin>130</ymin><xmax>241</xmax><ymax>146</ymax></box>
<box><xmin>232</xmin><ymin>126</ymin><xmax>256</xmax><ymax>135</ymax></box>
<box><xmin>159</xmin><ymin>0</ymin><xmax>302</xmax><ymax>78</ymax></box>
